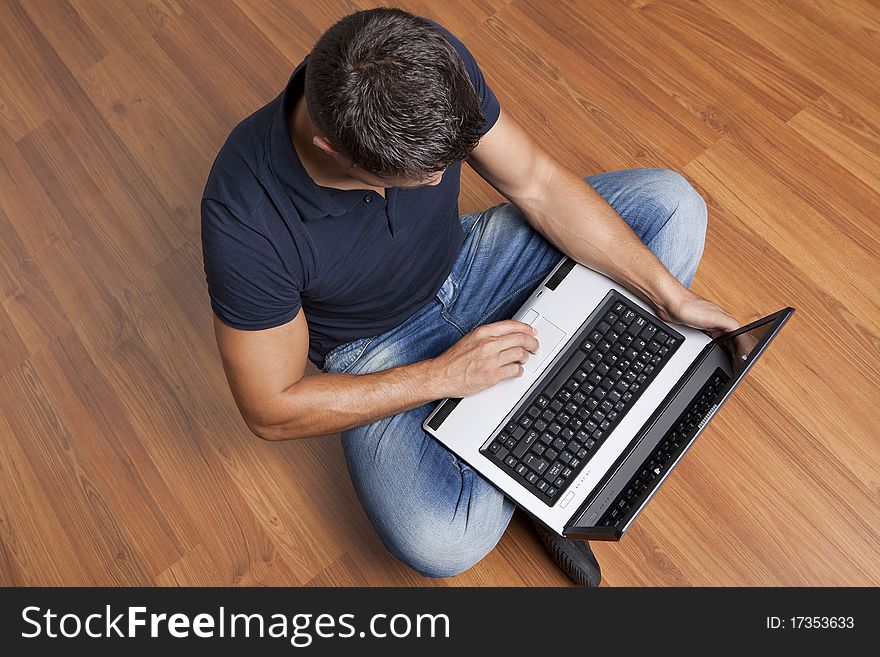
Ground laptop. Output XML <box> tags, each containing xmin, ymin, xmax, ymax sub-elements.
<box><xmin>423</xmin><ymin>256</ymin><xmax>794</xmax><ymax>539</ymax></box>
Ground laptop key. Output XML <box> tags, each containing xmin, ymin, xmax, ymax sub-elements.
<box><xmin>524</xmin><ymin>454</ymin><xmax>549</xmax><ymax>474</ymax></box>
<box><xmin>513</xmin><ymin>430</ymin><xmax>539</xmax><ymax>458</ymax></box>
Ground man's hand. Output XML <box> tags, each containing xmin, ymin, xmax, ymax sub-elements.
<box><xmin>655</xmin><ymin>286</ymin><xmax>740</xmax><ymax>338</ymax></box>
<box><xmin>429</xmin><ymin>320</ymin><xmax>540</xmax><ymax>398</ymax></box>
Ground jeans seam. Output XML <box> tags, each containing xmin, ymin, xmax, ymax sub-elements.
<box><xmin>447</xmin><ymin>205</ymin><xmax>506</xmax><ymax>309</ymax></box>
<box><xmin>471</xmin><ymin>268</ymin><xmax>554</xmax><ymax>330</ymax></box>
<box><xmin>446</xmin><ymin>216</ymin><xmax>487</xmax><ymax>309</ymax></box>
<box><xmin>332</xmin><ymin>337</ymin><xmax>377</xmax><ymax>374</ymax></box>
<box><xmin>440</xmin><ymin>308</ymin><xmax>468</xmax><ymax>336</ymax></box>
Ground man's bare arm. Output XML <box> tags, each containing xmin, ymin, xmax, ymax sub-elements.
<box><xmin>213</xmin><ymin>309</ymin><xmax>537</xmax><ymax>441</ymax></box>
<box><xmin>467</xmin><ymin>108</ymin><xmax>738</xmax><ymax>334</ymax></box>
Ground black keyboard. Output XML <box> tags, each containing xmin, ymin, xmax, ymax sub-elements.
<box><xmin>481</xmin><ymin>292</ymin><xmax>683</xmax><ymax>505</ymax></box>
<box><xmin>598</xmin><ymin>367</ymin><xmax>730</xmax><ymax>527</ymax></box>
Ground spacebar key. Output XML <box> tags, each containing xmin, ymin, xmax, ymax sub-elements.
<box><xmin>542</xmin><ymin>352</ymin><xmax>583</xmax><ymax>398</ymax></box>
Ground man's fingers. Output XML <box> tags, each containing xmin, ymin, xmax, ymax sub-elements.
<box><xmin>499</xmin><ymin>362</ymin><xmax>525</xmax><ymax>379</ymax></box>
<box><xmin>715</xmin><ymin>308</ymin><xmax>740</xmax><ymax>331</ymax></box>
<box><xmin>492</xmin><ymin>331</ymin><xmax>540</xmax><ymax>355</ymax></box>
<box><xmin>479</xmin><ymin>319</ymin><xmax>537</xmax><ymax>337</ymax></box>
<box><xmin>498</xmin><ymin>346</ymin><xmax>532</xmax><ymax>365</ymax></box>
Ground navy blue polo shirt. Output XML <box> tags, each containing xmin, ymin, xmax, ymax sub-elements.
<box><xmin>201</xmin><ymin>23</ymin><xmax>500</xmax><ymax>368</ymax></box>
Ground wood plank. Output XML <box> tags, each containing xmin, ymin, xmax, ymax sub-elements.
<box><xmin>472</xmin><ymin>4</ymin><xmax>719</xmax><ymax>171</ymax></box>
<box><xmin>354</xmin><ymin>0</ymin><xmax>515</xmax><ymax>39</ymax></box>
<box><xmin>234</xmin><ymin>0</ymin><xmax>359</xmax><ymax>65</ymax></box>
<box><xmin>705</xmin><ymin>0</ymin><xmax>880</xmax><ymax>119</ymax></box>
<box><xmin>686</xmin><ymin>140</ymin><xmax>880</xmax><ymax>318</ymax></box>
<box><xmin>0</xmin><ymin>205</ymin><xmax>72</xmax><ymax>355</ymax></box>
<box><xmin>0</xmin><ymin>406</ymin><xmax>92</xmax><ymax>585</ymax></box>
<box><xmin>155</xmin><ymin>543</ymin><xmax>221</xmax><ymax>587</ymax></box>
<box><xmin>19</xmin><ymin>0</ymin><xmax>107</xmax><ymax>76</ymax></box>
<box><xmin>3</xmin><ymin>2</ymin><xmax>187</xmax><ymax>269</ymax></box>
<box><xmin>788</xmin><ymin>93</ymin><xmax>880</xmax><ymax>194</ymax></box>
<box><xmin>0</xmin><ymin>294</ymin><xmax>29</xmax><ymax>379</ymax></box>
<box><xmin>0</xmin><ymin>351</ymin><xmax>160</xmax><ymax>584</ymax></box>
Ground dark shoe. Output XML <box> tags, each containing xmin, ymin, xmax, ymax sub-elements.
<box><xmin>531</xmin><ymin>520</ymin><xmax>601</xmax><ymax>587</ymax></box>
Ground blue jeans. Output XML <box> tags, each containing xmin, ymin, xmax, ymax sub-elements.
<box><xmin>321</xmin><ymin>169</ymin><xmax>707</xmax><ymax>577</ymax></box>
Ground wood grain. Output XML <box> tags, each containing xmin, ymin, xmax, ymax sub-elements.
<box><xmin>0</xmin><ymin>0</ymin><xmax>878</xmax><ymax>586</ymax></box>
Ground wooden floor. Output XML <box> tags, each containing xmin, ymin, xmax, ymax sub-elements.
<box><xmin>1</xmin><ymin>0</ymin><xmax>878</xmax><ymax>587</ymax></box>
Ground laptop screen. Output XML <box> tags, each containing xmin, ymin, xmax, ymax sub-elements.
<box><xmin>714</xmin><ymin>315</ymin><xmax>779</xmax><ymax>379</ymax></box>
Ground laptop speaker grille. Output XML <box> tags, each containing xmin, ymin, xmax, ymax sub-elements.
<box><xmin>426</xmin><ymin>398</ymin><xmax>462</xmax><ymax>430</ymax></box>
<box><xmin>544</xmin><ymin>257</ymin><xmax>576</xmax><ymax>290</ymax></box>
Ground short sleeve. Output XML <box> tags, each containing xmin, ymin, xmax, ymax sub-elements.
<box><xmin>431</xmin><ymin>22</ymin><xmax>501</xmax><ymax>135</ymax></box>
<box><xmin>201</xmin><ymin>197</ymin><xmax>302</xmax><ymax>330</ymax></box>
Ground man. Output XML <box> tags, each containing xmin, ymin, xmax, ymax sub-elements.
<box><xmin>201</xmin><ymin>8</ymin><xmax>739</xmax><ymax>586</ymax></box>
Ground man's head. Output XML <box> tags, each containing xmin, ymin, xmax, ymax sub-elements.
<box><xmin>304</xmin><ymin>8</ymin><xmax>486</xmax><ymax>187</ymax></box>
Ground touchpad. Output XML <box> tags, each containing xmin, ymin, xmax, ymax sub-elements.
<box><xmin>524</xmin><ymin>316</ymin><xmax>566</xmax><ymax>373</ymax></box>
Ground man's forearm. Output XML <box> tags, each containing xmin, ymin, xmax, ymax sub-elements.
<box><xmin>254</xmin><ymin>359</ymin><xmax>440</xmax><ymax>441</ymax></box>
<box><xmin>520</xmin><ymin>162</ymin><xmax>683</xmax><ymax>312</ymax></box>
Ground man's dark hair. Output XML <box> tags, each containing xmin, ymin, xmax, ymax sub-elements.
<box><xmin>304</xmin><ymin>8</ymin><xmax>486</xmax><ymax>180</ymax></box>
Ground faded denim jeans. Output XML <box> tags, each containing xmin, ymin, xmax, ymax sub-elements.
<box><xmin>321</xmin><ymin>169</ymin><xmax>707</xmax><ymax>577</ymax></box>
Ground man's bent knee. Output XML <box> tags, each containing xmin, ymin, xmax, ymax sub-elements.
<box><xmin>651</xmin><ymin>169</ymin><xmax>708</xmax><ymax>287</ymax></box>
<box><xmin>380</xmin><ymin>511</ymin><xmax>508</xmax><ymax>578</ymax></box>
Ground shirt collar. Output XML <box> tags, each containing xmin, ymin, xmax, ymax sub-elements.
<box><xmin>267</xmin><ymin>57</ymin><xmax>366</xmax><ymax>222</ymax></box>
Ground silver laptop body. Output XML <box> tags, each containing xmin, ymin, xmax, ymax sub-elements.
<box><xmin>423</xmin><ymin>256</ymin><xmax>793</xmax><ymax>539</ymax></box>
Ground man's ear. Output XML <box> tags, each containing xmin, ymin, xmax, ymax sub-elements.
<box><xmin>313</xmin><ymin>135</ymin><xmax>349</xmax><ymax>164</ymax></box>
